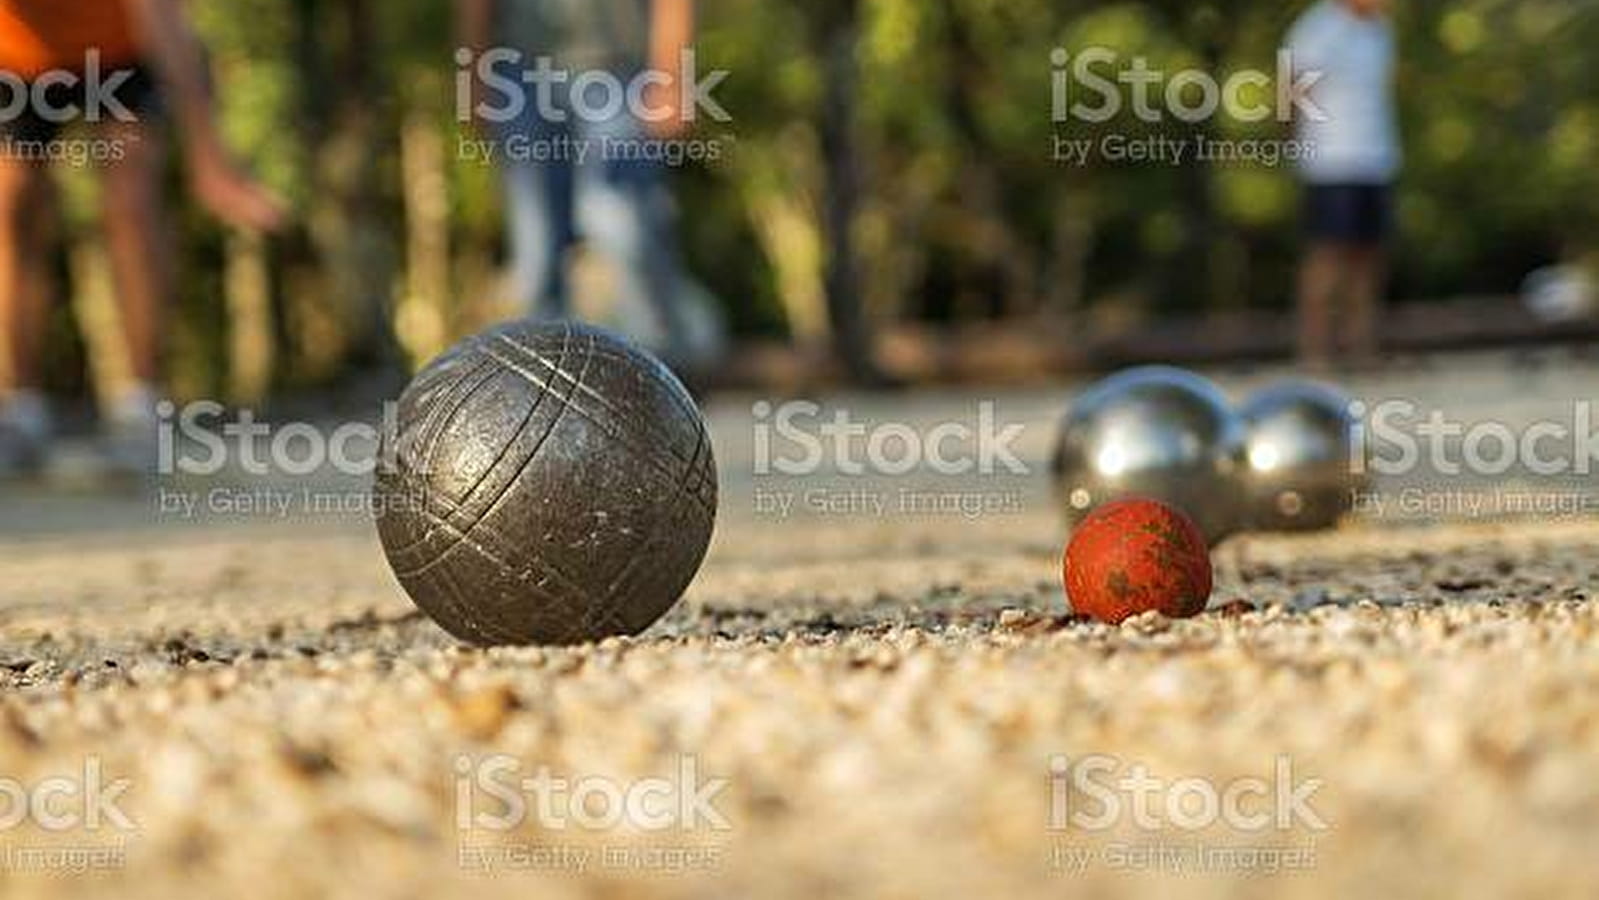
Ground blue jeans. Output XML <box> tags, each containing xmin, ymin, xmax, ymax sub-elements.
<box><xmin>494</xmin><ymin>100</ymin><xmax>690</xmax><ymax>358</ymax></box>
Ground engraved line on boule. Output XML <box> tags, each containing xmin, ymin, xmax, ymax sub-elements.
<box><xmin>494</xmin><ymin>324</ymin><xmax>715</xmax><ymax>503</ymax></box>
<box><xmin>494</xmin><ymin>330</ymin><xmax>705</xmax><ymax>472</ymax></box>
<box><xmin>390</xmin><ymin>330</ymin><xmax>595</xmax><ymax>581</ymax></box>
<box><xmin>408</xmin><ymin>355</ymin><xmax>500</xmax><ymax>487</ymax></box>
<box><xmin>500</xmin><ymin>327</ymin><xmax>704</xmax><ymax>433</ymax></box>
<box><xmin>591</xmin><ymin>421</ymin><xmax>712</xmax><ymax>618</ymax></box>
<box><xmin>382</xmin><ymin>326</ymin><xmax>576</xmax><ymax>563</ymax></box>
<box><xmin>480</xmin><ymin>337</ymin><xmax>716</xmax><ymax>518</ymax></box>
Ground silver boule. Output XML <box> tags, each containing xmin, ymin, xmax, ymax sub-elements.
<box><xmin>1239</xmin><ymin>380</ymin><xmax>1363</xmax><ymax>532</ymax></box>
<box><xmin>1050</xmin><ymin>366</ymin><xmax>1245</xmax><ymax>544</ymax></box>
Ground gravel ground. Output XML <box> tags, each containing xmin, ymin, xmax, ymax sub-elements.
<box><xmin>2</xmin><ymin>349</ymin><xmax>1598</xmax><ymax>899</ymax></box>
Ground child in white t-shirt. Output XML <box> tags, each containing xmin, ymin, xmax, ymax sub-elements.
<box><xmin>1284</xmin><ymin>0</ymin><xmax>1401</xmax><ymax>369</ymax></box>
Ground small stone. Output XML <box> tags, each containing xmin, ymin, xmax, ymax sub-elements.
<box><xmin>451</xmin><ymin>684</ymin><xmax>522</xmax><ymax>741</ymax></box>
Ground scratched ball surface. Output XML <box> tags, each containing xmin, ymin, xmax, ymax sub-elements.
<box><xmin>1062</xmin><ymin>498</ymin><xmax>1213</xmax><ymax>625</ymax></box>
<box><xmin>372</xmin><ymin>320</ymin><xmax>717</xmax><ymax>646</ymax></box>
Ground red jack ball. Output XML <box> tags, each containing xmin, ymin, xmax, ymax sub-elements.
<box><xmin>1063</xmin><ymin>498</ymin><xmax>1213</xmax><ymax>624</ymax></box>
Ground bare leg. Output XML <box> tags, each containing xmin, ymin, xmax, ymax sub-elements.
<box><xmin>1341</xmin><ymin>244</ymin><xmax>1385</xmax><ymax>366</ymax></box>
<box><xmin>1295</xmin><ymin>242</ymin><xmax>1344</xmax><ymax>371</ymax></box>
<box><xmin>0</xmin><ymin>155</ymin><xmax>56</xmax><ymax>392</ymax></box>
<box><xmin>98</xmin><ymin>122</ymin><xmax>173</xmax><ymax>386</ymax></box>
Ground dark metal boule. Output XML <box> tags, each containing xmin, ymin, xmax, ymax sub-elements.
<box><xmin>373</xmin><ymin>320</ymin><xmax>717</xmax><ymax>646</ymax></box>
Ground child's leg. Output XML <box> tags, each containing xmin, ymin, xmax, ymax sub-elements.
<box><xmin>1341</xmin><ymin>244</ymin><xmax>1385</xmax><ymax>365</ymax></box>
<box><xmin>0</xmin><ymin>154</ymin><xmax>57</xmax><ymax>470</ymax></box>
<box><xmin>0</xmin><ymin>154</ymin><xmax>56</xmax><ymax>395</ymax></box>
<box><xmin>1296</xmin><ymin>242</ymin><xmax>1344</xmax><ymax>371</ymax></box>
<box><xmin>98</xmin><ymin>120</ymin><xmax>173</xmax><ymax>389</ymax></box>
<box><xmin>94</xmin><ymin>120</ymin><xmax>180</xmax><ymax>475</ymax></box>
<box><xmin>1337</xmin><ymin>183</ymin><xmax>1393</xmax><ymax>366</ymax></box>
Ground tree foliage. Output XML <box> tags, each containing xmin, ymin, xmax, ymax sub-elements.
<box><xmin>123</xmin><ymin>0</ymin><xmax>1599</xmax><ymax>392</ymax></box>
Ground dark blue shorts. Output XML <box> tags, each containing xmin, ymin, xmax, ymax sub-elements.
<box><xmin>1304</xmin><ymin>182</ymin><xmax>1392</xmax><ymax>245</ymax></box>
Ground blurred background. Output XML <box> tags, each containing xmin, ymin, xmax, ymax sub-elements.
<box><xmin>31</xmin><ymin>0</ymin><xmax>1599</xmax><ymax>408</ymax></box>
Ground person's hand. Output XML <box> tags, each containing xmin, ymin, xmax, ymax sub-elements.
<box><xmin>189</xmin><ymin>146</ymin><xmax>286</xmax><ymax>232</ymax></box>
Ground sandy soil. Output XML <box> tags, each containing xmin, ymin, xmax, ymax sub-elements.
<box><xmin>2</xmin><ymin>349</ymin><xmax>1597</xmax><ymax>899</ymax></box>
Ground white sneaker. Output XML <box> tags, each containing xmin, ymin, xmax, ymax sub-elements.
<box><xmin>101</xmin><ymin>383</ymin><xmax>163</xmax><ymax>480</ymax></box>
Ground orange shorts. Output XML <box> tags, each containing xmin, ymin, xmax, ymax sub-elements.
<box><xmin>0</xmin><ymin>0</ymin><xmax>141</xmax><ymax>78</ymax></box>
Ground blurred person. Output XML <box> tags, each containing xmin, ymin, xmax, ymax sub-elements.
<box><xmin>0</xmin><ymin>0</ymin><xmax>283</xmax><ymax>478</ymax></box>
<box><xmin>1284</xmin><ymin>0</ymin><xmax>1400</xmax><ymax>370</ymax></box>
<box><xmin>457</xmin><ymin>0</ymin><xmax>710</xmax><ymax>369</ymax></box>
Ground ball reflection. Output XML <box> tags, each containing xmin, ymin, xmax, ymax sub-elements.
<box><xmin>1239</xmin><ymin>380</ymin><xmax>1363</xmax><ymax>532</ymax></box>
<box><xmin>1051</xmin><ymin>366</ymin><xmax>1245</xmax><ymax>544</ymax></box>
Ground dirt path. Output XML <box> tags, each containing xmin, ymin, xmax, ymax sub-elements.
<box><xmin>2</xmin><ymin>350</ymin><xmax>1597</xmax><ymax>898</ymax></box>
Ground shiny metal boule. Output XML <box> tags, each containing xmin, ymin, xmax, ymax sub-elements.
<box><xmin>1238</xmin><ymin>380</ymin><xmax>1362</xmax><ymax>532</ymax></box>
<box><xmin>1050</xmin><ymin>366</ymin><xmax>1245</xmax><ymax>544</ymax></box>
